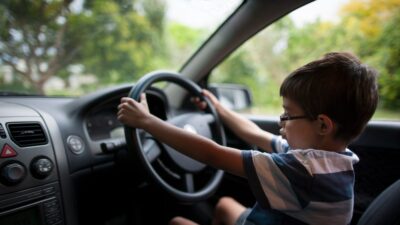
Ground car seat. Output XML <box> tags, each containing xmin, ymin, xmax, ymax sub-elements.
<box><xmin>356</xmin><ymin>179</ymin><xmax>400</xmax><ymax>225</ymax></box>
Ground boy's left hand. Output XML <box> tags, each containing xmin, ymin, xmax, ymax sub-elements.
<box><xmin>117</xmin><ymin>93</ymin><xmax>150</xmax><ymax>128</ymax></box>
<box><xmin>191</xmin><ymin>89</ymin><xmax>220</xmax><ymax>110</ymax></box>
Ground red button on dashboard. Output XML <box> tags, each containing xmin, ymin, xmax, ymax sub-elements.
<box><xmin>1</xmin><ymin>144</ymin><xmax>17</xmax><ymax>158</ymax></box>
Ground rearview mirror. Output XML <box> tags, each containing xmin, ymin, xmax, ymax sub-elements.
<box><xmin>209</xmin><ymin>84</ymin><xmax>252</xmax><ymax>111</ymax></box>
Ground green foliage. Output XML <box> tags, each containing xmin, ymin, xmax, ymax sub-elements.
<box><xmin>338</xmin><ymin>0</ymin><xmax>400</xmax><ymax>111</ymax></box>
<box><xmin>164</xmin><ymin>23</ymin><xmax>206</xmax><ymax>69</ymax></box>
<box><xmin>0</xmin><ymin>71</ymin><xmax>37</xmax><ymax>95</ymax></box>
<box><xmin>212</xmin><ymin>0</ymin><xmax>400</xmax><ymax>117</ymax></box>
<box><xmin>69</xmin><ymin>0</ymin><xmax>166</xmax><ymax>84</ymax></box>
<box><xmin>213</xmin><ymin>51</ymin><xmax>256</xmax><ymax>84</ymax></box>
<box><xmin>374</xmin><ymin>10</ymin><xmax>400</xmax><ymax>109</ymax></box>
<box><xmin>0</xmin><ymin>0</ymin><xmax>166</xmax><ymax>94</ymax></box>
<box><xmin>211</xmin><ymin>50</ymin><xmax>281</xmax><ymax>114</ymax></box>
<box><xmin>0</xmin><ymin>0</ymin><xmax>70</xmax><ymax>94</ymax></box>
<box><xmin>1</xmin><ymin>0</ymin><xmax>399</xmax><ymax>118</ymax></box>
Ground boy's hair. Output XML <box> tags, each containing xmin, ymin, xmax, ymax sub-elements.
<box><xmin>280</xmin><ymin>52</ymin><xmax>378</xmax><ymax>143</ymax></box>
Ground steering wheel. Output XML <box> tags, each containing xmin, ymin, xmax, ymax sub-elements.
<box><xmin>124</xmin><ymin>71</ymin><xmax>226</xmax><ymax>202</ymax></box>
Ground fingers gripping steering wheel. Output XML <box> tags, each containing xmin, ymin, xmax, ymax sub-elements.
<box><xmin>124</xmin><ymin>71</ymin><xmax>226</xmax><ymax>202</ymax></box>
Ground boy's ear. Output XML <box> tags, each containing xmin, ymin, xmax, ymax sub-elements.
<box><xmin>316</xmin><ymin>114</ymin><xmax>335</xmax><ymax>135</ymax></box>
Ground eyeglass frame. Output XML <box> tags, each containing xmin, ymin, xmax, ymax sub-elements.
<box><xmin>279</xmin><ymin>114</ymin><xmax>309</xmax><ymax>122</ymax></box>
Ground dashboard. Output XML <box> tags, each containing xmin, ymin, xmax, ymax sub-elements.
<box><xmin>0</xmin><ymin>84</ymin><xmax>170</xmax><ymax>225</ymax></box>
<box><xmin>85</xmin><ymin>87</ymin><xmax>168</xmax><ymax>142</ymax></box>
<box><xmin>86</xmin><ymin>106</ymin><xmax>123</xmax><ymax>141</ymax></box>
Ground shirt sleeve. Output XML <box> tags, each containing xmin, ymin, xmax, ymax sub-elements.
<box><xmin>242</xmin><ymin>150</ymin><xmax>313</xmax><ymax>211</ymax></box>
<box><xmin>270</xmin><ymin>136</ymin><xmax>290</xmax><ymax>153</ymax></box>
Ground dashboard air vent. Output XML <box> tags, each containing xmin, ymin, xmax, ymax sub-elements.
<box><xmin>7</xmin><ymin>122</ymin><xmax>48</xmax><ymax>147</ymax></box>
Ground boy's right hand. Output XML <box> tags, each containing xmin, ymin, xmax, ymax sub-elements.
<box><xmin>117</xmin><ymin>94</ymin><xmax>151</xmax><ymax>129</ymax></box>
<box><xmin>192</xmin><ymin>89</ymin><xmax>221</xmax><ymax>110</ymax></box>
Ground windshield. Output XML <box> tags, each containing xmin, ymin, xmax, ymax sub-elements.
<box><xmin>0</xmin><ymin>0</ymin><xmax>241</xmax><ymax>96</ymax></box>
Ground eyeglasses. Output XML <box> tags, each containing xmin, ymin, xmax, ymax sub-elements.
<box><xmin>279</xmin><ymin>114</ymin><xmax>308</xmax><ymax>122</ymax></box>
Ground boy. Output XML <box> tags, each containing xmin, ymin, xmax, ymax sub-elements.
<box><xmin>117</xmin><ymin>52</ymin><xmax>378</xmax><ymax>225</ymax></box>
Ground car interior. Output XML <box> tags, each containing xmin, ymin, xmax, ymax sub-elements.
<box><xmin>0</xmin><ymin>0</ymin><xmax>399</xmax><ymax>225</ymax></box>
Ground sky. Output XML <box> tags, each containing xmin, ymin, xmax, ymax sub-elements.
<box><xmin>166</xmin><ymin>0</ymin><xmax>242</xmax><ymax>28</ymax></box>
<box><xmin>289</xmin><ymin>0</ymin><xmax>350</xmax><ymax>27</ymax></box>
<box><xmin>166</xmin><ymin>0</ymin><xmax>351</xmax><ymax>28</ymax></box>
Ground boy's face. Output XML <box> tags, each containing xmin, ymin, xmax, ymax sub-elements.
<box><xmin>280</xmin><ymin>97</ymin><xmax>319</xmax><ymax>149</ymax></box>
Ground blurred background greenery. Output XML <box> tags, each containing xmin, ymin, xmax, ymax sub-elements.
<box><xmin>0</xmin><ymin>0</ymin><xmax>399</xmax><ymax>120</ymax></box>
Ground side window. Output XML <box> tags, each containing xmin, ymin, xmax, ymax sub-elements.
<box><xmin>210</xmin><ymin>0</ymin><xmax>400</xmax><ymax>121</ymax></box>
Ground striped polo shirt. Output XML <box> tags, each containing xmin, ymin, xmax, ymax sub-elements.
<box><xmin>241</xmin><ymin>136</ymin><xmax>359</xmax><ymax>225</ymax></box>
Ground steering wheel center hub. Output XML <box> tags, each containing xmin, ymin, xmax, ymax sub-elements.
<box><xmin>183</xmin><ymin>124</ymin><xmax>197</xmax><ymax>134</ymax></box>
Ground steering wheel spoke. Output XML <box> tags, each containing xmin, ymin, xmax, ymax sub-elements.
<box><xmin>142</xmin><ymin>137</ymin><xmax>162</xmax><ymax>163</ymax></box>
<box><xmin>200</xmin><ymin>113</ymin><xmax>216</xmax><ymax>124</ymax></box>
<box><xmin>184</xmin><ymin>173</ymin><xmax>195</xmax><ymax>193</ymax></box>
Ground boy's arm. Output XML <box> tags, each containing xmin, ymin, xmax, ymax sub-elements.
<box><xmin>201</xmin><ymin>90</ymin><xmax>275</xmax><ymax>153</ymax></box>
<box><xmin>118</xmin><ymin>96</ymin><xmax>245</xmax><ymax>177</ymax></box>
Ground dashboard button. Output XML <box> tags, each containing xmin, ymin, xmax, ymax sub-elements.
<box><xmin>1</xmin><ymin>144</ymin><xmax>17</xmax><ymax>158</ymax></box>
<box><xmin>67</xmin><ymin>135</ymin><xmax>85</xmax><ymax>155</ymax></box>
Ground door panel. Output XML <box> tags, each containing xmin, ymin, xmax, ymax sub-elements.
<box><xmin>348</xmin><ymin>122</ymin><xmax>400</xmax><ymax>223</ymax></box>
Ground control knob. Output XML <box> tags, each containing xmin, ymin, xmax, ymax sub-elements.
<box><xmin>31</xmin><ymin>157</ymin><xmax>54</xmax><ymax>179</ymax></box>
<box><xmin>0</xmin><ymin>161</ymin><xmax>27</xmax><ymax>185</ymax></box>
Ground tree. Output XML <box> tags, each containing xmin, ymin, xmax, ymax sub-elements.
<box><xmin>340</xmin><ymin>0</ymin><xmax>400</xmax><ymax>109</ymax></box>
<box><xmin>0</xmin><ymin>0</ymin><xmax>75</xmax><ymax>94</ymax></box>
<box><xmin>165</xmin><ymin>22</ymin><xmax>204</xmax><ymax>70</ymax></box>
<box><xmin>280</xmin><ymin>0</ymin><xmax>400</xmax><ymax>110</ymax></box>
<box><xmin>0</xmin><ymin>0</ymin><xmax>166</xmax><ymax>94</ymax></box>
<box><xmin>375</xmin><ymin>10</ymin><xmax>400</xmax><ymax>108</ymax></box>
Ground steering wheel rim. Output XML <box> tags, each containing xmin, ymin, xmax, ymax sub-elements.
<box><xmin>124</xmin><ymin>71</ymin><xmax>226</xmax><ymax>202</ymax></box>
